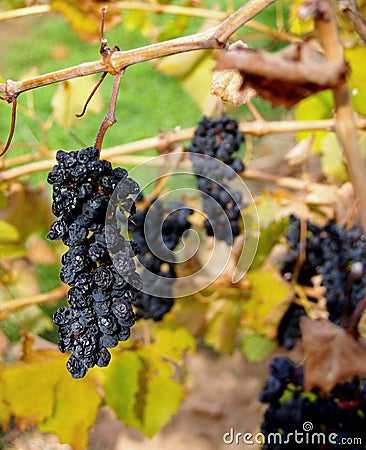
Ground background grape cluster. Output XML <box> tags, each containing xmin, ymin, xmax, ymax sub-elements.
<box><xmin>48</xmin><ymin>147</ymin><xmax>141</xmax><ymax>378</ymax></box>
<box><xmin>130</xmin><ymin>197</ymin><xmax>192</xmax><ymax>321</ymax></box>
<box><xmin>278</xmin><ymin>215</ymin><xmax>366</xmax><ymax>349</ymax></box>
<box><xmin>259</xmin><ymin>357</ymin><xmax>366</xmax><ymax>449</ymax></box>
<box><xmin>187</xmin><ymin>115</ymin><xmax>245</xmax><ymax>244</ymax></box>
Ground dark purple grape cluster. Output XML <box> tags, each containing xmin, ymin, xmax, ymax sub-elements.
<box><xmin>48</xmin><ymin>147</ymin><xmax>141</xmax><ymax>378</ymax></box>
<box><xmin>259</xmin><ymin>357</ymin><xmax>366</xmax><ymax>449</ymax></box>
<box><xmin>279</xmin><ymin>215</ymin><xmax>366</xmax><ymax>349</ymax></box>
<box><xmin>130</xmin><ymin>198</ymin><xmax>192</xmax><ymax>321</ymax></box>
<box><xmin>187</xmin><ymin>115</ymin><xmax>245</xmax><ymax>244</ymax></box>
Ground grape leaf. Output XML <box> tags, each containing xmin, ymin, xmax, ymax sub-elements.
<box><xmin>141</xmin><ymin>368</ymin><xmax>184</xmax><ymax>438</ymax></box>
<box><xmin>52</xmin><ymin>76</ymin><xmax>104</xmax><ymax>128</ymax></box>
<box><xmin>241</xmin><ymin>333</ymin><xmax>276</xmax><ymax>362</ymax></box>
<box><xmin>295</xmin><ymin>90</ymin><xmax>334</xmax><ymax>151</ymax></box>
<box><xmin>0</xmin><ymin>220</ymin><xmax>21</xmax><ymax>244</ymax></box>
<box><xmin>301</xmin><ymin>317</ymin><xmax>366</xmax><ymax>393</ymax></box>
<box><xmin>39</xmin><ymin>374</ymin><xmax>101</xmax><ymax>450</ymax></box>
<box><xmin>103</xmin><ymin>351</ymin><xmax>143</xmax><ymax>427</ymax></box>
<box><xmin>50</xmin><ymin>0</ymin><xmax>121</xmax><ymax>42</ymax></box>
<box><xmin>320</xmin><ymin>133</ymin><xmax>348</xmax><ymax>182</ymax></box>
<box><xmin>204</xmin><ymin>298</ymin><xmax>242</xmax><ymax>354</ymax></box>
<box><xmin>147</xmin><ymin>327</ymin><xmax>195</xmax><ymax>363</ymax></box>
<box><xmin>1</xmin><ymin>357</ymin><xmax>64</xmax><ymax>427</ymax></box>
<box><xmin>345</xmin><ymin>46</ymin><xmax>366</xmax><ymax>116</ymax></box>
<box><xmin>243</xmin><ymin>269</ymin><xmax>292</xmax><ymax>337</ymax></box>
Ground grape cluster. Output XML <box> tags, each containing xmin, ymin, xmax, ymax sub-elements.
<box><xmin>187</xmin><ymin>115</ymin><xmax>245</xmax><ymax>244</ymax></box>
<box><xmin>130</xmin><ymin>198</ymin><xmax>192</xmax><ymax>321</ymax></box>
<box><xmin>278</xmin><ymin>215</ymin><xmax>366</xmax><ymax>349</ymax></box>
<box><xmin>48</xmin><ymin>147</ymin><xmax>141</xmax><ymax>378</ymax></box>
<box><xmin>259</xmin><ymin>357</ymin><xmax>366</xmax><ymax>449</ymax></box>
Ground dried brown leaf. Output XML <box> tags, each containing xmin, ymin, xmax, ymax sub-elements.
<box><xmin>215</xmin><ymin>41</ymin><xmax>348</xmax><ymax>108</ymax></box>
<box><xmin>211</xmin><ymin>41</ymin><xmax>255</xmax><ymax>106</ymax></box>
<box><xmin>300</xmin><ymin>317</ymin><xmax>366</xmax><ymax>392</ymax></box>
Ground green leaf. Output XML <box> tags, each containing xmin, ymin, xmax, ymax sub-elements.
<box><xmin>204</xmin><ymin>299</ymin><xmax>242</xmax><ymax>354</ymax></box>
<box><xmin>142</xmin><ymin>369</ymin><xmax>184</xmax><ymax>438</ymax></box>
<box><xmin>295</xmin><ymin>90</ymin><xmax>334</xmax><ymax>151</ymax></box>
<box><xmin>39</xmin><ymin>375</ymin><xmax>101</xmax><ymax>450</ymax></box>
<box><xmin>244</xmin><ymin>269</ymin><xmax>292</xmax><ymax>337</ymax></box>
<box><xmin>104</xmin><ymin>351</ymin><xmax>143</xmax><ymax>426</ymax></box>
<box><xmin>0</xmin><ymin>220</ymin><xmax>20</xmax><ymax>244</ymax></box>
<box><xmin>241</xmin><ymin>333</ymin><xmax>276</xmax><ymax>362</ymax></box>
<box><xmin>251</xmin><ymin>219</ymin><xmax>287</xmax><ymax>270</ymax></box>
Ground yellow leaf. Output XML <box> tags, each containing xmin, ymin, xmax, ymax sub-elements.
<box><xmin>0</xmin><ymin>372</ymin><xmax>11</xmax><ymax>428</ymax></box>
<box><xmin>345</xmin><ymin>46</ymin><xmax>366</xmax><ymax>116</ymax></box>
<box><xmin>243</xmin><ymin>269</ymin><xmax>292</xmax><ymax>337</ymax></box>
<box><xmin>289</xmin><ymin>0</ymin><xmax>314</xmax><ymax>35</ymax></box>
<box><xmin>50</xmin><ymin>0</ymin><xmax>97</xmax><ymax>41</ymax></box>
<box><xmin>320</xmin><ymin>133</ymin><xmax>348</xmax><ymax>183</ymax></box>
<box><xmin>141</xmin><ymin>371</ymin><xmax>184</xmax><ymax>438</ymax></box>
<box><xmin>181</xmin><ymin>55</ymin><xmax>216</xmax><ymax>109</ymax></box>
<box><xmin>204</xmin><ymin>299</ymin><xmax>242</xmax><ymax>354</ymax></box>
<box><xmin>52</xmin><ymin>76</ymin><xmax>104</xmax><ymax>128</ymax></box>
<box><xmin>0</xmin><ymin>220</ymin><xmax>21</xmax><ymax>244</ymax></box>
<box><xmin>146</xmin><ymin>327</ymin><xmax>195</xmax><ymax>363</ymax></box>
<box><xmin>39</xmin><ymin>375</ymin><xmax>101</xmax><ymax>450</ymax></box>
<box><xmin>2</xmin><ymin>358</ymin><xmax>64</xmax><ymax>425</ymax></box>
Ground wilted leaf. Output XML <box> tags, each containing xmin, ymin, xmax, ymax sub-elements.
<box><xmin>215</xmin><ymin>42</ymin><xmax>347</xmax><ymax>108</ymax></box>
<box><xmin>241</xmin><ymin>333</ymin><xmax>276</xmax><ymax>362</ymax></box>
<box><xmin>285</xmin><ymin>137</ymin><xmax>313</xmax><ymax>167</ymax></box>
<box><xmin>243</xmin><ymin>269</ymin><xmax>292</xmax><ymax>337</ymax></box>
<box><xmin>52</xmin><ymin>76</ymin><xmax>104</xmax><ymax>127</ymax></box>
<box><xmin>204</xmin><ymin>299</ymin><xmax>242</xmax><ymax>354</ymax></box>
<box><xmin>301</xmin><ymin>317</ymin><xmax>366</xmax><ymax>393</ymax></box>
<box><xmin>211</xmin><ymin>41</ymin><xmax>255</xmax><ymax>106</ymax></box>
<box><xmin>39</xmin><ymin>375</ymin><xmax>101</xmax><ymax>450</ymax></box>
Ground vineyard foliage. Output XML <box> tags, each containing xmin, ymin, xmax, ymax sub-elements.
<box><xmin>1</xmin><ymin>0</ymin><xmax>366</xmax><ymax>448</ymax></box>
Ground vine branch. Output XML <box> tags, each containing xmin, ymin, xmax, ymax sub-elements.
<box><xmin>305</xmin><ymin>0</ymin><xmax>366</xmax><ymax>233</ymax></box>
<box><xmin>0</xmin><ymin>0</ymin><xmax>275</xmax><ymax>101</ymax></box>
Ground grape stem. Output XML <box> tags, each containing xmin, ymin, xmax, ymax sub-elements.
<box><xmin>94</xmin><ymin>70</ymin><xmax>124</xmax><ymax>153</ymax></box>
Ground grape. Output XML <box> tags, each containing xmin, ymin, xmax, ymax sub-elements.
<box><xmin>48</xmin><ymin>147</ymin><xmax>141</xmax><ymax>378</ymax></box>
